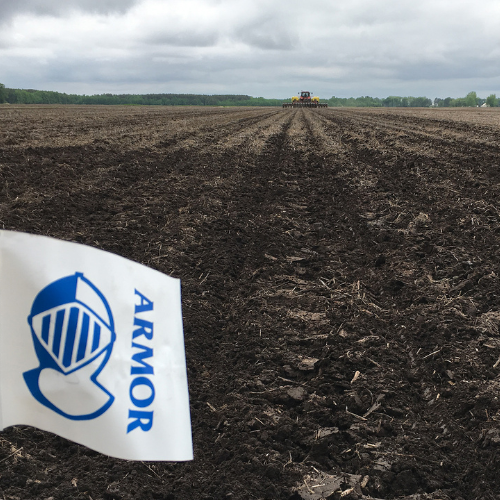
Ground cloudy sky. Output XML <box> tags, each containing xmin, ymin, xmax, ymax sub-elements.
<box><xmin>0</xmin><ymin>0</ymin><xmax>499</xmax><ymax>99</ymax></box>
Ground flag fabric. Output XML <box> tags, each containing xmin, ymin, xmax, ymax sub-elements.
<box><xmin>0</xmin><ymin>230</ymin><xmax>193</xmax><ymax>461</ymax></box>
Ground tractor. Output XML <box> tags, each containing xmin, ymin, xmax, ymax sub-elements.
<box><xmin>282</xmin><ymin>91</ymin><xmax>328</xmax><ymax>108</ymax></box>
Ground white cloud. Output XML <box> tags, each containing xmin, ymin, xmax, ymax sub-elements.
<box><xmin>0</xmin><ymin>0</ymin><xmax>499</xmax><ymax>98</ymax></box>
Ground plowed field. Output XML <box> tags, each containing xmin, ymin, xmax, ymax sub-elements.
<box><xmin>2</xmin><ymin>105</ymin><xmax>500</xmax><ymax>500</ymax></box>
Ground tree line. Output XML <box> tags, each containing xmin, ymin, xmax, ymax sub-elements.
<box><xmin>0</xmin><ymin>84</ymin><xmax>498</xmax><ymax>107</ymax></box>
<box><xmin>434</xmin><ymin>91</ymin><xmax>498</xmax><ymax>108</ymax></box>
<box><xmin>328</xmin><ymin>92</ymin><xmax>498</xmax><ymax>107</ymax></box>
<box><xmin>0</xmin><ymin>86</ymin><xmax>283</xmax><ymax>106</ymax></box>
<box><xmin>328</xmin><ymin>96</ymin><xmax>433</xmax><ymax>107</ymax></box>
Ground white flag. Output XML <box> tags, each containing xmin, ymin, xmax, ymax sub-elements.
<box><xmin>0</xmin><ymin>230</ymin><xmax>193</xmax><ymax>461</ymax></box>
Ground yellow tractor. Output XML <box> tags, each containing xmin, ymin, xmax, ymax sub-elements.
<box><xmin>283</xmin><ymin>91</ymin><xmax>328</xmax><ymax>108</ymax></box>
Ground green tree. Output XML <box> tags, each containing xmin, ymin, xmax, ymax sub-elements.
<box><xmin>383</xmin><ymin>96</ymin><xmax>403</xmax><ymax>107</ymax></box>
<box><xmin>411</xmin><ymin>96</ymin><xmax>432</xmax><ymax>107</ymax></box>
<box><xmin>486</xmin><ymin>94</ymin><xmax>498</xmax><ymax>107</ymax></box>
<box><xmin>450</xmin><ymin>97</ymin><xmax>467</xmax><ymax>107</ymax></box>
<box><xmin>0</xmin><ymin>83</ymin><xmax>6</xmax><ymax>103</ymax></box>
<box><xmin>465</xmin><ymin>91</ymin><xmax>478</xmax><ymax>107</ymax></box>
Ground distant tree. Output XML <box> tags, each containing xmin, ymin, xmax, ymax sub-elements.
<box><xmin>435</xmin><ymin>97</ymin><xmax>453</xmax><ymax>107</ymax></box>
<box><xmin>465</xmin><ymin>91</ymin><xmax>478</xmax><ymax>107</ymax></box>
<box><xmin>486</xmin><ymin>94</ymin><xmax>498</xmax><ymax>107</ymax></box>
<box><xmin>355</xmin><ymin>96</ymin><xmax>382</xmax><ymax>107</ymax></box>
<box><xmin>379</xmin><ymin>96</ymin><xmax>431</xmax><ymax>107</ymax></box>
<box><xmin>449</xmin><ymin>97</ymin><xmax>467</xmax><ymax>107</ymax></box>
<box><xmin>326</xmin><ymin>95</ymin><xmax>382</xmax><ymax>107</ymax></box>
<box><xmin>0</xmin><ymin>83</ymin><xmax>5</xmax><ymax>103</ymax></box>
<box><xmin>383</xmin><ymin>96</ymin><xmax>403</xmax><ymax>107</ymax></box>
<box><xmin>328</xmin><ymin>96</ymin><xmax>344</xmax><ymax>107</ymax></box>
<box><xmin>410</xmin><ymin>96</ymin><xmax>432</xmax><ymax>107</ymax></box>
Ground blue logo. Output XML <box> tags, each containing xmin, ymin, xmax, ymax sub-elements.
<box><xmin>24</xmin><ymin>273</ymin><xmax>116</xmax><ymax>420</ymax></box>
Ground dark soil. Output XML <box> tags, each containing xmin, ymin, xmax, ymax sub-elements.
<box><xmin>1</xmin><ymin>105</ymin><xmax>500</xmax><ymax>500</ymax></box>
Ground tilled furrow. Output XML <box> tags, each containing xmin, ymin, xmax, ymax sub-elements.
<box><xmin>2</xmin><ymin>106</ymin><xmax>500</xmax><ymax>500</ymax></box>
<box><xmin>325</xmin><ymin>107</ymin><xmax>500</xmax><ymax>151</ymax></box>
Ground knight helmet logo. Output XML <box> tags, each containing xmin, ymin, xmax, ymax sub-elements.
<box><xmin>24</xmin><ymin>273</ymin><xmax>116</xmax><ymax>420</ymax></box>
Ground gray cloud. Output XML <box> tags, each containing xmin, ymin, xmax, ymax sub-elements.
<box><xmin>235</xmin><ymin>18</ymin><xmax>298</xmax><ymax>50</ymax></box>
<box><xmin>142</xmin><ymin>30</ymin><xmax>219</xmax><ymax>48</ymax></box>
<box><xmin>0</xmin><ymin>0</ymin><xmax>139</xmax><ymax>24</ymax></box>
<box><xmin>1</xmin><ymin>0</ymin><xmax>500</xmax><ymax>99</ymax></box>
